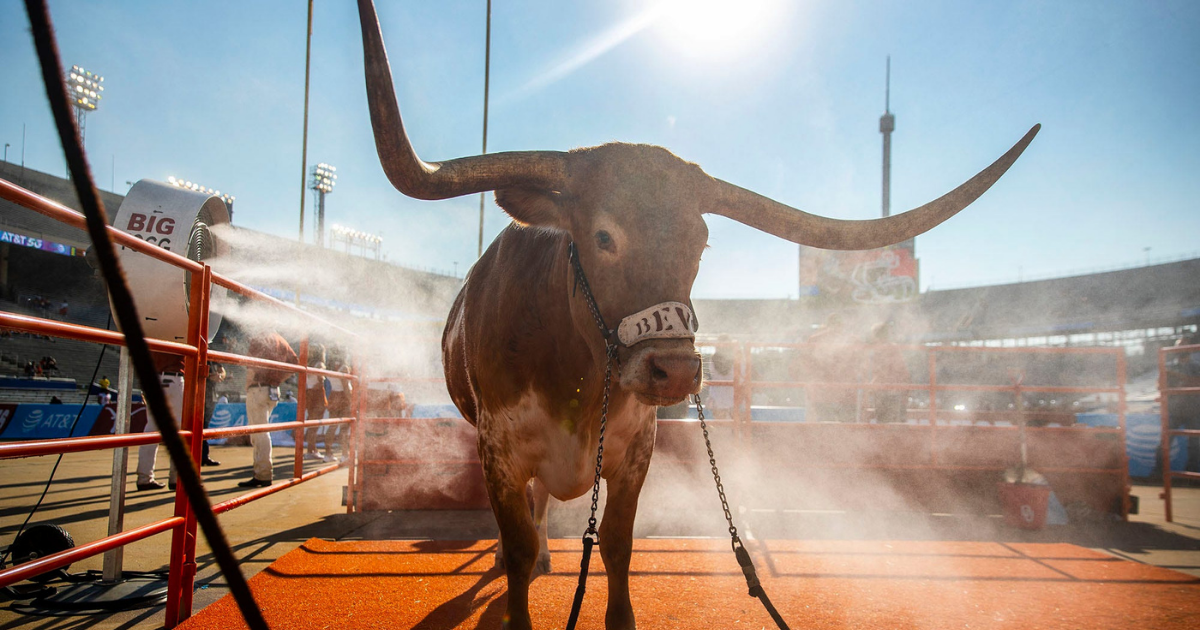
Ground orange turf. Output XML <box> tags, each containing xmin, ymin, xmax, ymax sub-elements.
<box><xmin>179</xmin><ymin>538</ymin><xmax>1200</xmax><ymax>629</ymax></box>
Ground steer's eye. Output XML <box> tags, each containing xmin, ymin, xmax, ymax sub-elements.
<box><xmin>595</xmin><ymin>230</ymin><xmax>615</xmax><ymax>252</ymax></box>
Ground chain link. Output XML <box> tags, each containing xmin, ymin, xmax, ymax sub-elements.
<box><xmin>586</xmin><ymin>342</ymin><xmax>618</xmax><ymax>534</ymax></box>
<box><xmin>567</xmin><ymin>240</ymin><xmax>785</xmax><ymax>628</ymax></box>
<box><xmin>694</xmin><ymin>394</ymin><xmax>741</xmax><ymax>545</ymax></box>
<box><xmin>568</xmin><ymin>241</ymin><xmax>622</xmax><ymax>537</ymax></box>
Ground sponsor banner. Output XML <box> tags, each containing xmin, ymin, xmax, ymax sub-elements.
<box><xmin>207</xmin><ymin>402</ymin><xmax>298</xmax><ymax>446</ymax></box>
<box><xmin>799</xmin><ymin>245</ymin><xmax>919</xmax><ymax>304</ymax></box>
<box><xmin>87</xmin><ymin>403</ymin><xmax>149</xmax><ymax>436</ymax></box>
<box><xmin>1075</xmin><ymin>413</ymin><xmax>1187</xmax><ymax>477</ymax></box>
<box><xmin>0</xmin><ymin>229</ymin><xmax>83</xmax><ymax>256</ymax></box>
<box><xmin>0</xmin><ymin>404</ymin><xmax>102</xmax><ymax>440</ymax></box>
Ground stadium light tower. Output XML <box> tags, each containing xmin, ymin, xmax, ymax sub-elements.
<box><xmin>167</xmin><ymin>176</ymin><xmax>236</xmax><ymax>222</ymax></box>
<box><xmin>330</xmin><ymin>224</ymin><xmax>383</xmax><ymax>260</ymax></box>
<box><xmin>67</xmin><ymin>65</ymin><xmax>104</xmax><ymax>147</ymax></box>
<box><xmin>309</xmin><ymin>163</ymin><xmax>337</xmax><ymax>247</ymax></box>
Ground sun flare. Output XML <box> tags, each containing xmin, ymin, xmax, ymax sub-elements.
<box><xmin>656</xmin><ymin>0</ymin><xmax>788</xmax><ymax>60</ymax></box>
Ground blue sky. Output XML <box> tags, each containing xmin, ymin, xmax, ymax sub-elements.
<box><xmin>2</xmin><ymin>0</ymin><xmax>1197</xmax><ymax>298</ymax></box>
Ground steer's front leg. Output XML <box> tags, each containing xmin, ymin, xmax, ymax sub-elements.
<box><xmin>480</xmin><ymin>440</ymin><xmax>538</xmax><ymax>629</ymax></box>
<box><xmin>599</xmin><ymin>418</ymin><xmax>656</xmax><ymax>630</ymax></box>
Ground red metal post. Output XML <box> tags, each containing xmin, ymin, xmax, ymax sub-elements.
<box><xmin>736</xmin><ymin>342</ymin><xmax>751</xmax><ymax>440</ymax></box>
<box><xmin>347</xmin><ymin>374</ymin><xmax>360</xmax><ymax>513</ymax></box>
<box><xmin>1160</xmin><ymin>346</ymin><xmax>1173</xmax><ymax>523</ymax></box>
<box><xmin>353</xmin><ymin>413</ymin><xmax>367</xmax><ymax>513</ymax></box>
<box><xmin>346</xmin><ymin>357</ymin><xmax>362</xmax><ymax>513</ymax></box>
<box><xmin>928</xmin><ymin>348</ymin><xmax>938</xmax><ymax>465</ymax></box>
<box><xmin>295</xmin><ymin>337</ymin><xmax>310</xmax><ymax>480</ymax></box>
<box><xmin>1116</xmin><ymin>350</ymin><xmax>1130</xmax><ymax>520</ymax></box>
<box><xmin>165</xmin><ymin>263</ymin><xmax>211</xmax><ymax>627</ymax></box>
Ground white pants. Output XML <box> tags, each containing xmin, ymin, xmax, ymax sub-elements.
<box><xmin>246</xmin><ymin>386</ymin><xmax>278</xmax><ymax>481</ymax></box>
<box><xmin>136</xmin><ymin>373</ymin><xmax>185</xmax><ymax>485</ymax></box>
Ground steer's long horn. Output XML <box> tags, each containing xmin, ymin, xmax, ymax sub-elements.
<box><xmin>709</xmin><ymin>124</ymin><xmax>1040</xmax><ymax>250</ymax></box>
<box><xmin>358</xmin><ymin>0</ymin><xmax>568</xmax><ymax>200</ymax></box>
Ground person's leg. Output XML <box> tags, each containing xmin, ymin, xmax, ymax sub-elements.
<box><xmin>323</xmin><ymin>424</ymin><xmax>339</xmax><ymax>460</ymax></box>
<box><xmin>161</xmin><ymin>375</ymin><xmax>184</xmax><ymax>485</ymax></box>
<box><xmin>304</xmin><ymin>397</ymin><xmax>325</xmax><ymax>458</ymax></box>
<box><xmin>136</xmin><ymin>412</ymin><xmax>160</xmax><ymax>487</ymax></box>
<box><xmin>324</xmin><ymin>394</ymin><xmax>344</xmax><ymax>460</ymax></box>
<box><xmin>246</xmin><ymin>387</ymin><xmax>274</xmax><ymax>482</ymax></box>
<box><xmin>202</xmin><ymin>391</ymin><xmax>217</xmax><ymax>465</ymax></box>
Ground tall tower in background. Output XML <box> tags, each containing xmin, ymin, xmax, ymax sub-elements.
<box><xmin>880</xmin><ymin>57</ymin><xmax>915</xmax><ymax>257</ymax></box>
<box><xmin>880</xmin><ymin>57</ymin><xmax>894</xmax><ymax>219</ymax></box>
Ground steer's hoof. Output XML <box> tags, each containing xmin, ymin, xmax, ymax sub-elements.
<box><xmin>533</xmin><ymin>552</ymin><xmax>552</xmax><ymax>578</ymax></box>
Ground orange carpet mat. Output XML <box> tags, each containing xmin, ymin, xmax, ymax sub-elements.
<box><xmin>179</xmin><ymin>538</ymin><xmax>1200</xmax><ymax>629</ymax></box>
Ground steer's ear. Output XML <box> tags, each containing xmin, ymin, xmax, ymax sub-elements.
<box><xmin>495</xmin><ymin>187</ymin><xmax>566</xmax><ymax>230</ymax></box>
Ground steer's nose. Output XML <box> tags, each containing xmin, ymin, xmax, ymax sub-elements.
<box><xmin>647</xmin><ymin>353</ymin><xmax>702</xmax><ymax>399</ymax></box>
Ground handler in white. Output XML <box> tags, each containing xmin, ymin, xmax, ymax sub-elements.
<box><xmin>136</xmin><ymin>357</ymin><xmax>186</xmax><ymax>491</ymax></box>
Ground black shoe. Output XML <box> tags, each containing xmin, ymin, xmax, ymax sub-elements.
<box><xmin>237</xmin><ymin>477</ymin><xmax>271</xmax><ymax>488</ymax></box>
<box><xmin>201</xmin><ymin>458</ymin><xmax>221</xmax><ymax>467</ymax></box>
<box><xmin>136</xmin><ymin>480</ymin><xmax>166</xmax><ymax>491</ymax></box>
<box><xmin>168</xmin><ymin>482</ymin><xmax>176</xmax><ymax>490</ymax></box>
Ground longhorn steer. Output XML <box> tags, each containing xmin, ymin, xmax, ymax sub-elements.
<box><xmin>356</xmin><ymin>2</ymin><xmax>1037</xmax><ymax>628</ymax></box>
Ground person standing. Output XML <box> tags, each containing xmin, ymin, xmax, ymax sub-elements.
<box><xmin>238</xmin><ymin>332</ymin><xmax>298</xmax><ymax>488</ymax></box>
<box><xmin>136</xmin><ymin>353</ymin><xmax>186</xmax><ymax>491</ymax></box>
<box><xmin>96</xmin><ymin>375</ymin><xmax>112</xmax><ymax>407</ymax></box>
<box><xmin>201</xmin><ymin>362</ymin><xmax>226</xmax><ymax>466</ymax></box>
<box><xmin>303</xmin><ymin>345</ymin><xmax>327</xmax><ymax>461</ymax></box>
<box><xmin>323</xmin><ymin>355</ymin><xmax>353</xmax><ymax>462</ymax></box>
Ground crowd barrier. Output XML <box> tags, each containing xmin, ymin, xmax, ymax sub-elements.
<box><xmin>663</xmin><ymin>342</ymin><xmax>1130</xmax><ymax>517</ymax></box>
<box><xmin>0</xmin><ymin>177</ymin><xmax>361</xmax><ymax>628</ymax></box>
<box><xmin>354</xmin><ymin>341</ymin><xmax>1132</xmax><ymax>520</ymax></box>
<box><xmin>1160</xmin><ymin>341</ymin><xmax>1200</xmax><ymax>522</ymax></box>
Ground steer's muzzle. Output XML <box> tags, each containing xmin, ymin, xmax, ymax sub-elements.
<box><xmin>620</xmin><ymin>342</ymin><xmax>703</xmax><ymax>406</ymax></box>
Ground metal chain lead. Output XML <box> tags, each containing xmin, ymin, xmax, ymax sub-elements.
<box><xmin>569</xmin><ymin>242</ymin><xmax>616</xmax><ymax>344</ymax></box>
<box><xmin>568</xmin><ymin>240</ymin><xmax>621</xmax><ymax>535</ymax></box>
<box><xmin>586</xmin><ymin>342</ymin><xmax>618</xmax><ymax>534</ymax></box>
<box><xmin>568</xmin><ymin>239</ymin><xmax>789</xmax><ymax>629</ymax></box>
<box><xmin>693</xmin><ymin>394</ymin><xmax>740</xmax><ymax>543</ymax></box>
<box><xmin>693</xmin><ymin>394</ymin><xmax>791</xmax><ymax>630</ymax></box>
<box><xmin>566</xmin><ymin>241</ymin><xmax>620</xmax><ymax>630</ymax></box>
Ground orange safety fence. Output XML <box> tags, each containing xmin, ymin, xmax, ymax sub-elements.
<box><xmin>350</xmin><ymin>340</ymin><xmax>1130</xmax><ymax>520</ymax></box>
<box><xmin>1160</xmin><ymin>341</ymin><xmax>1200</xmax><ymax>522</ymax></box>
<box><xmin>0</xmin><ymin>177</ymin><xmax>362</xmax><ymax>627</ymax></box>
<box><xmin>659</xmin><ymin>341</ymin><xmax>1130</xmax><ymax>518</ymax></box>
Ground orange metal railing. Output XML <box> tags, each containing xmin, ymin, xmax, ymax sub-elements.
<box><xmin>1159</xmin><ymin>342</ymin><xmax>1200</xmax><ymax>522</ymax></box>
<box><xmin>350</xmin><ymin>340</ymin><xmax>1131</xmax><ymax>518</ymax></box>
<box><xmin>725</xmin><ymin>342</ymin><xmax>1130</xmax><ymax>517</ymax></box>
<box><xmin>0</xmin><ymin>177</ymin><xmax>361</xmax><ymax>627</ymax></box>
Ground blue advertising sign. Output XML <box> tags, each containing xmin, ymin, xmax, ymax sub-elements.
<box><xmin>1076</xmin><ymin>413</ymin><xmax>1187</xmax><ymax>477</ymax></box>
<box><xmin>207</xmin><ymin>402</ymin><xmax>298</xmax><ymax>446</ymax></box>
<box><xmin>0</xmin><ymin>404</ymin><xmax>102</xmax><ymax>440</ymax></box>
